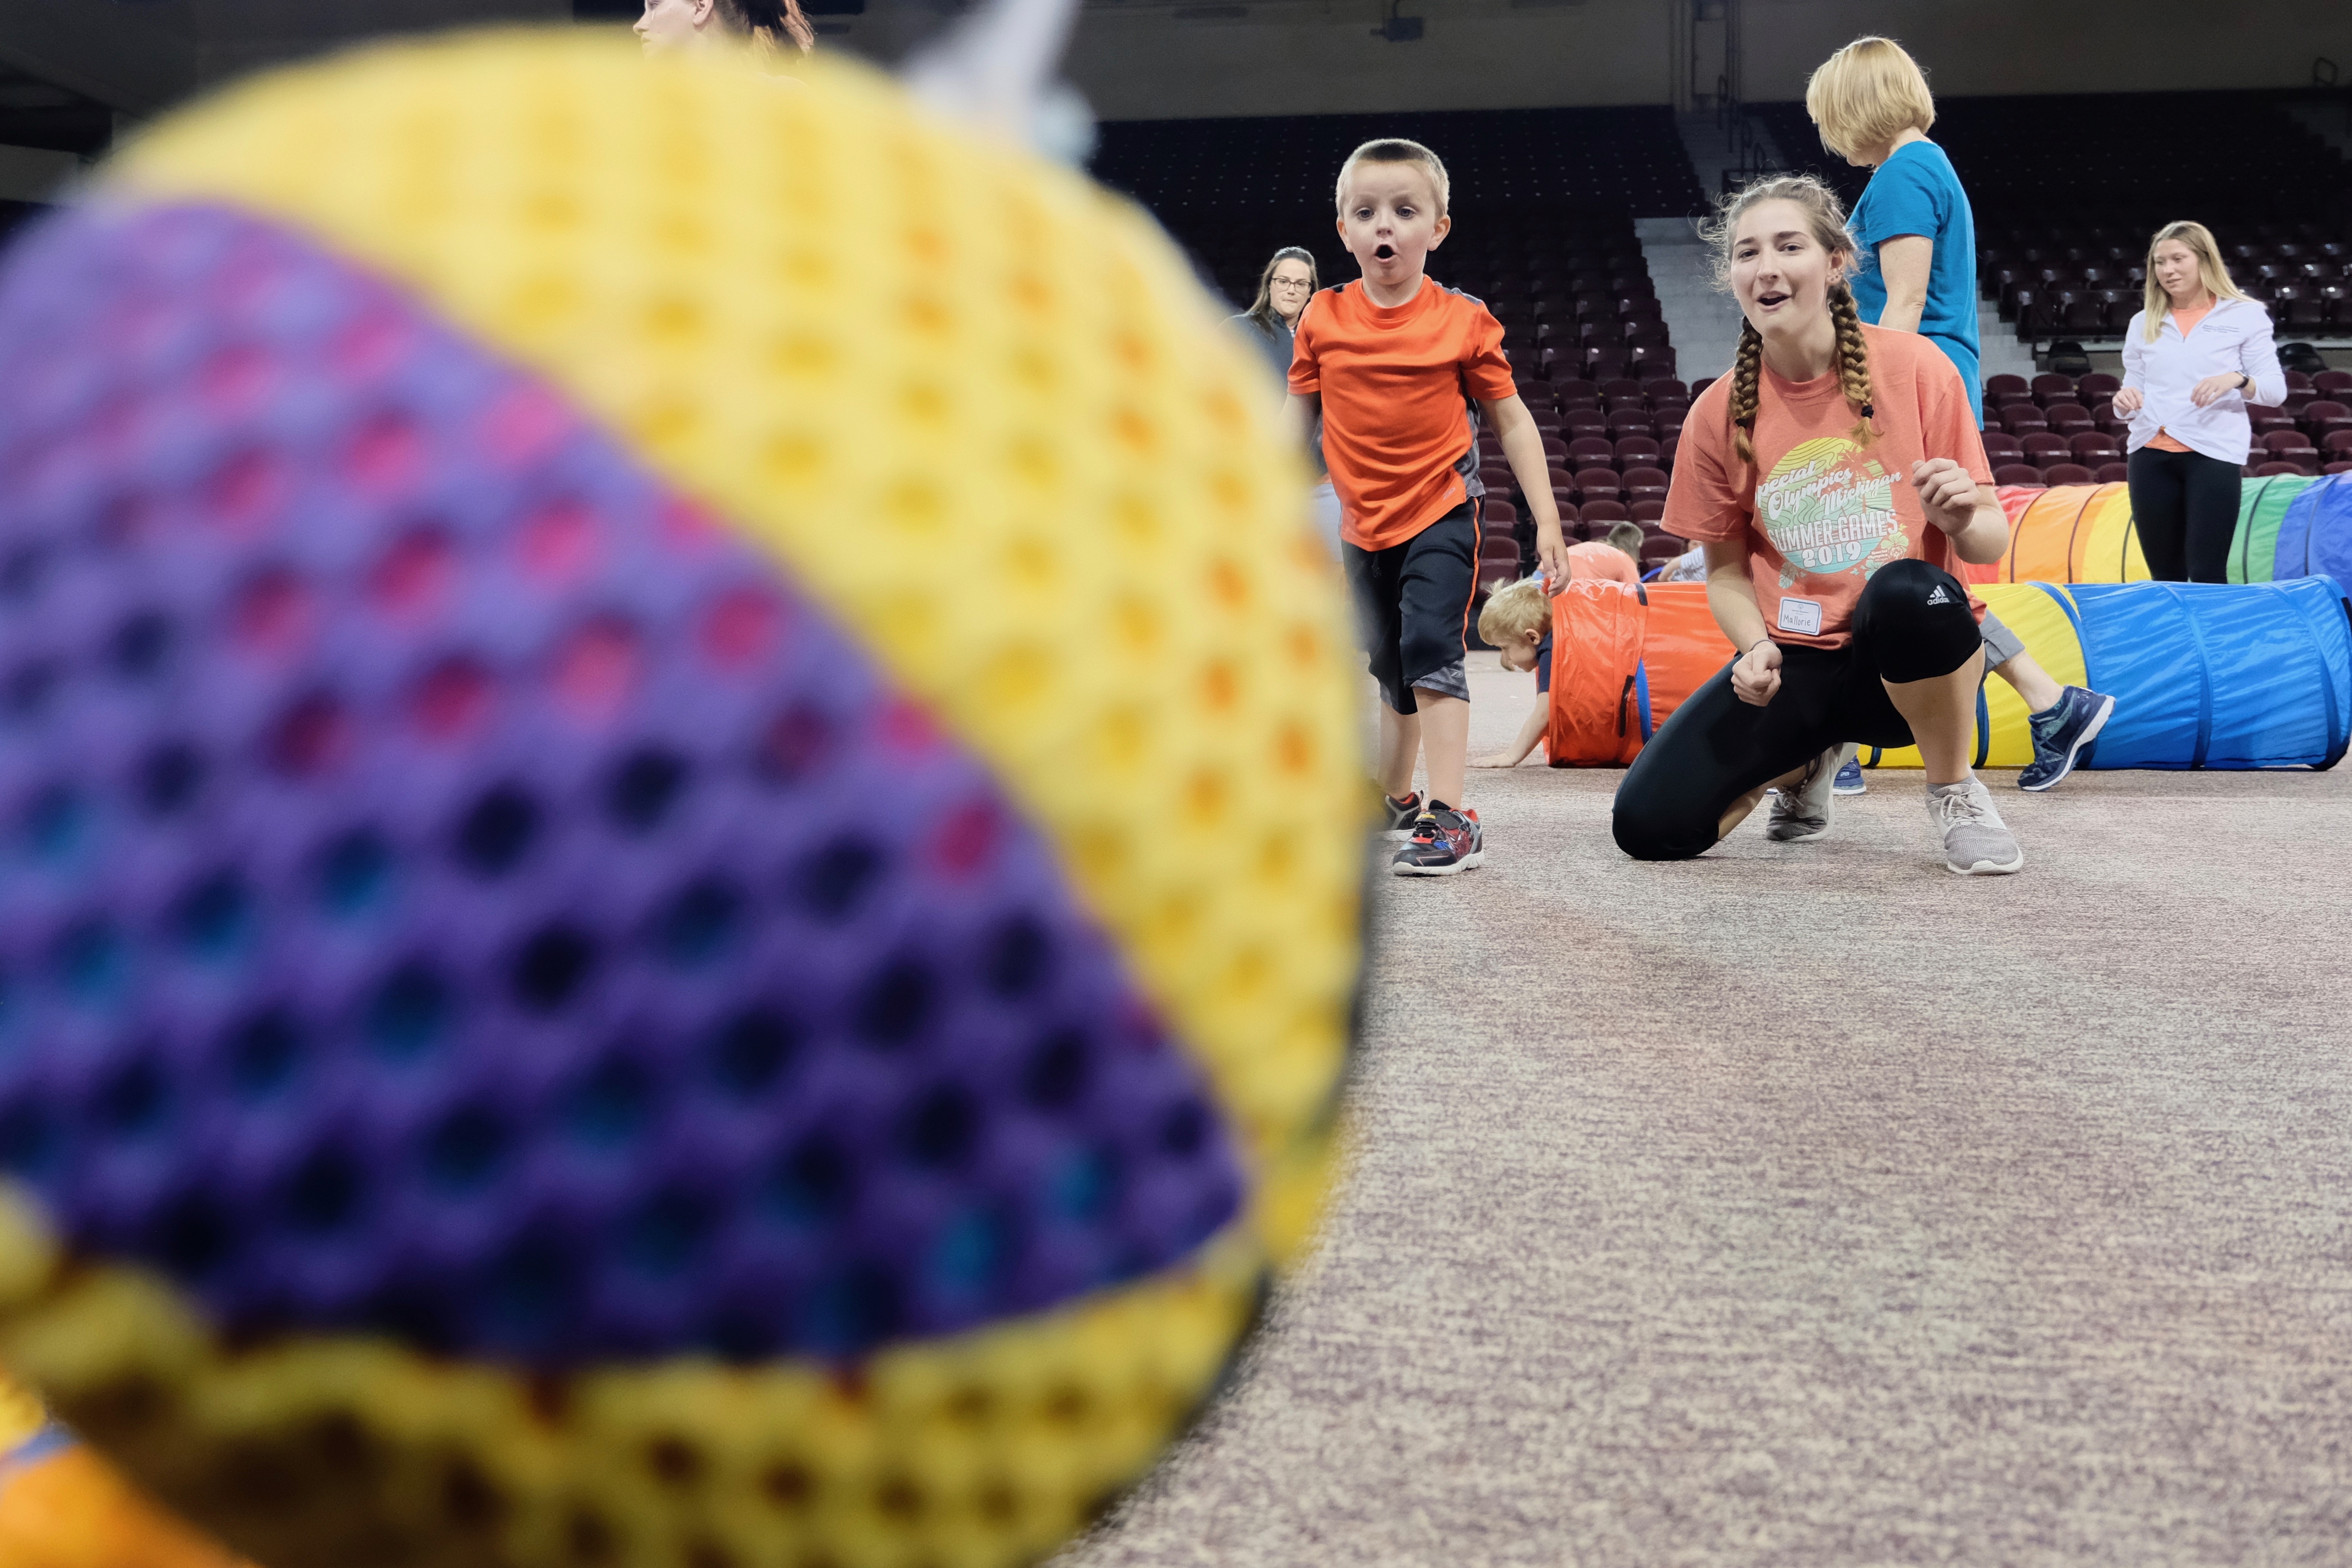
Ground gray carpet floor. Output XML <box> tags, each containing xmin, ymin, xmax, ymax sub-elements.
<box><xmin>1061</xmin><ymin>655</ymin><xmax>2352</xmax><ymax>1567</ymax></box>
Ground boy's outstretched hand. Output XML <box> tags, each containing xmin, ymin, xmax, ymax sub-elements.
<box><xmin>1911</xmin><ymin>458</ymin><xmax>1979</xmax><ymax>536</ymax></box>
<box><xmin>1535</xmin><ymin>524</ymin><xmax>1573</xmax><ymax>593</ymax></box>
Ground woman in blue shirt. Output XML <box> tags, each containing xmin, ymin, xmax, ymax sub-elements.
<box><xmin>1801</xmin><ymin>36</ymin><xmax>2113</xmax><ymax>792</ymax></box>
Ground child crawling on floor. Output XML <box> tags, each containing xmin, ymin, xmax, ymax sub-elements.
<box><xmin>1473</xmin><ymin>522</ymin><xmax>1646</xmax><ymax>768</ymax></box>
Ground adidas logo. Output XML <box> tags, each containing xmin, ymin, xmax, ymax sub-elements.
<box><xmin>1926</xmin><ymin>585</ymin><xmax>1953</xmax><ymax>605</ymax></box>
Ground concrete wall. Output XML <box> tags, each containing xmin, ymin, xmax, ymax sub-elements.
<box><xmin>1742</xmin><ymin>0</ymin><xmax>2352</xmax><ymax>102</ymax></box>
<box><xmin>1065</xmin><ymin>0</ymin><xmax>1670</xmax><ymax>119</ymax></box>
<box><xmin>1064</xmin><ymin>0</ymin><xmax>2352</xmax><ymax>121</ymax></box>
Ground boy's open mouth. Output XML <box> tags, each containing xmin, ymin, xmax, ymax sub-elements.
<box><xmin>1374</xmin><ymin>244</ymin><xmax>1396</xmax><ymax>260</ymax></box>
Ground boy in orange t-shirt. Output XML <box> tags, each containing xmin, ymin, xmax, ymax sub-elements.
<box><xmin>1288</xmin><ymin>137</ymin><xmax>1569</xmax><ymax>875</ymax></box>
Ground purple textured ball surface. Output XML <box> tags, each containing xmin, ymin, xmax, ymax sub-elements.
<box><xmin>0</xmin><ymin>202</ymin><xmax>1245</xmax><ymax>1364</ymax></box>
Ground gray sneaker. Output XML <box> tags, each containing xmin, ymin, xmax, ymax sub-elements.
<box><xmin>1928</xmin><ymin>777</ymin><xmax>2024</xmax><ymax>875</ymax></box>
<box><xmin>1766</xmin><ymin>744</ymin><xmax>1842</xmax><ymax>841</ymax></box>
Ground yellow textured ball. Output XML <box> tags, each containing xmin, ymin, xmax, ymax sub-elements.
<box><xmin>0</xmin><ymin>28</ymin><xmax>1360</xmax><ymax>1568</ymax></box>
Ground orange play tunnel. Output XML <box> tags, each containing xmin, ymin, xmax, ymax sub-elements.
<box><xmin>1990</xmin><ymin>483</ymin><xmax>2151</xmax><ymax>584</ymax></box>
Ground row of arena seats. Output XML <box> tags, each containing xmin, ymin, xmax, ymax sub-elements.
<box><xmin>1982</xmin><ymin>370</ymin><xmax>2352</xmax><ymax>478</ymax></box>
<box><xmin>1470</xmin><ymin>512</ymin><xmax>1685</xmax><ymax>591</ymax></box>
<box><xmin>1438</xmin><ymin>215</ymin><xmax>1678</xmax><ymax>380</ymax></box>
<box><xmin>1748</xmin><ymin>93</ymin><xmax>2352</xmax><ymax>345</ymax></box>
<box><xmin>1091</xmin><ymin>106</ymin><xmax>1702</xmax><ymax>312</ymax></box>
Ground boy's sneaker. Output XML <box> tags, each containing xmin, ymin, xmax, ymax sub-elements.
<box><xmin>1765</xmin><ymin>745</ymin><xmax>1840</xmax><ymax>841</ymax></box>
<box><xmin>1380</xmin><ymin>791</ymin><xmax>1423</xmax><ymax>837</ymax></box>
<box><xmin>1832</xmin><ymin>753</ymin><xmax>1868</xmax><ymax>795</ymax></box>
<box><xmin>1391</xmin><ymin>806</ymin><xmax>1483</xmax><ymax>876</ymax></box>
<box><xmin>2018</xmin><ymin>686</ymin><xmax>2116</xmax><ymax>792</ymax></box>
<box><xmin>1928</xmin><ymin>777</ymin><xmax>2024</xmax><ymax>875</ymax></box>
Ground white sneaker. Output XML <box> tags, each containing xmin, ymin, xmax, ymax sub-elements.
<box><xmin>1765</xmin><ymin>744</ymin><xmax>1841</xmax><ymax>841</ymax></box>
<box><xmin>1928</xmin><ymin>777</ymin><xmax>2024</xmax><ymax>875</ymax></box>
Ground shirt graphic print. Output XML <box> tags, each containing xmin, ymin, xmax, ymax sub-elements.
<box><xmin>1756</xmin><ymin>435</ymin><xmax>1907</xmax><ymax>588</ymax></box>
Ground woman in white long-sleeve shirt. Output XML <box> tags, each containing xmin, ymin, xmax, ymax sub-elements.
<box><xmin>2114</xmin><ymin>220</ymin><xmax>2287</xmax><ymax>582</ymax></box>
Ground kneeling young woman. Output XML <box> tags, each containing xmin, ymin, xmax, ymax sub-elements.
<box><xmin>1613</xmin><ymin>175</ymin><xmax>2023</xmax><ymax>875</ymax></box>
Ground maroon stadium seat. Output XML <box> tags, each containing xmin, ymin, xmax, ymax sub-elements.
<box><xmin>1620</xmin><ymin>466</ymin><xmax>1669</xmax><ymax>502</ymax></box>
<box><xmin>1481</xmin><ymin>498</ymin><xmax>1520</xmax><ymax>527</ymax></box>
<box><xmin>1614</xmin><ymin>435</ymin><xmax>1662</xmax><ymax>469</ymax></box>
<box><xmin>2077</xmin><ymin>372</ymin><xmax>2123</xmax><ymax>401</ymax></box>
<box><xmin>2254</xmin><ymin>460</ymin><xmax>2314</xmax><ymax>477</ymax></box>
<box><xmin>2044</xmin><ymin>402</ymin><xmax>2094</xmax><ymax>437</ymax></box>
<box><xmin>1573</xmin><ymin>467</ymin><xmax>1621</xmax><ymax>505</ymax></box>
<box><xmin>2031</xmin><ymin>373</ymin><xmax>2077</xmax><ymax>406</ymax></box>
<box><xmin>1566</xmin><ymin>436</ymin><xmax>1614</xmax><ymax>467</ymax></box>
<box><xmin>2095</xmin><ymin>462</ymin><xmax>2131</xmax><ymax>484</ymax></box>
<box><xmin>1984</xmin><ymin>373</ymin><xmax>2031</xmax><ymax>405</ymax></box>
<box><xmin>2261</xmin><ymin>430</ymin><xmax>2321</xmax><ymax>466</ymax></box>
<box><xmin>1580</xmin><ymin>499</ymin><xmax>1630</xmax><ymax>523</ymax></box>
<box><xmin>2001</xmin><ymin>405</ymin><xmax>2050</xmax><ymax>436</ymax></box>
<box><xmin>2303</xmin><ymin>401</ymin><xmax>2352</xmax><ymax>442</ymax></box>
<box><xmin>1629</xmin><ymin>499</ymin><xmax>1667</xmax><ymax>524</ymax></box>
<box><xmin>2021</xmin><ymin>433</ymin><xmax>2069</xmax><ymax>468</ymax></box>
<box><xmin>1993</xmin><ymin>463</ymin><xmax>2046</xmax><ymax>487</ymax></box>
<box><xmin>2042</xmin><ymin>463</ymin><xmax>2095</xmax><ymax>485</ymax></box>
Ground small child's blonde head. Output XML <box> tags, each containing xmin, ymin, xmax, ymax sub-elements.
<box><xmin>1477</xmin><ymin>574</ymin><xmax>1550</xmax><ymax>648</ymax></box>
<box><xmin>1335</xmin><ymin>138</ymin><xmax>1451</xmax><ymax>216</ymax></box>
<box><xmin>1605</xmin><ymin>521</ymin><xmax>1645</xmax><ymax>561</ymax></box>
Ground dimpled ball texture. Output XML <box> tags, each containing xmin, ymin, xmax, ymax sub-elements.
<box><xmin>0</xmin><ymin>31</ymin><xmax>1362</xmax><ymax>1568</ymax></box>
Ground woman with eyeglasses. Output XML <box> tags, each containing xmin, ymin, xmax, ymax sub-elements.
<box><xmin>1229</xmin><ymin>246</ymin><xmax>1341</xmax><ymax>552</ymax></box>
<box><xmin>1228</xmin><ymin>246</ymin><xmax>1320</xmax><ymax>383</ymax></box>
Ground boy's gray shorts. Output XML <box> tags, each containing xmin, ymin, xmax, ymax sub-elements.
<box><xmin>1979</xmin><ymin>607</ymin><xmax>2026</xmax><ymax>668</ymax></box>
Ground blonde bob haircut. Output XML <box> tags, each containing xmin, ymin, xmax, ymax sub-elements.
<box><xmin>1335</xmin><ymin>138</ymin><xmax>1451</xmax><ymax>216</ymax></box>
<box><xmin>2140</xmin><ymin>220</ymin><xmax>2249</xmax><ymax>342</ymax></box>
<box><xmin>1805</xmin><ymin>37</ymin><xmax>1936</xmax><ymax>162</ymax></box>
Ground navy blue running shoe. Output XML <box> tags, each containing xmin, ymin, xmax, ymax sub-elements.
<box><xmin>2019</xmin><ymin>686</ymin><xmax>2116</xmax><ymax>791</ymax></box>
<box><xmin>1832</xmin><ymin>755</ymin><xmax>1867</xmax><ymax>795</ymax></box>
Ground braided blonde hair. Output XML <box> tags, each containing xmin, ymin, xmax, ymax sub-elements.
<box><xmin>1703</xmin><ymin>174</ymin><xmax>1877</xmax><ymax>467</ymax></box>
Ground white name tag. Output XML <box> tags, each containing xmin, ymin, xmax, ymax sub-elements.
<box><xmin>1777</xmin><ymin>597</ymin><xmax>1824</xmax><ymax>636</ymax></box>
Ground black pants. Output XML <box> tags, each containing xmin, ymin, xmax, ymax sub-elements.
<box><xmin>1342</xmin><ymin>505</ymin><xmax>1478</xmax><ymax>714</ymax></box>
<box><xmin>2127</xmin><ymin>445</ymin><xmax>2240</xmax><ymax>583</ymax></box>
<box><xmin>1613</xmin><ymin>559</ymin><xmax>1984</xmax><ymax>861</ymax></box>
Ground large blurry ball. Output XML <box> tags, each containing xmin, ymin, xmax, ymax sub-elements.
<box><xmin>0</xmin><ymin>32</ymin><xmax>1362</xmax><ymax>1568</ymax></box>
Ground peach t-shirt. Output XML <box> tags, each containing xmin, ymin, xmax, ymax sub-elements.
<box><xmin>1564</xmin><ymin>539</ymin><xmax>1643</xmax><ymax>585</ymax></box>
<box><xmin>1663</xmin><ymin>323</ymin><xmax>1990</xmax><ymax>650</ymax></box>
<box><xmin>2149</xmin><ymin>301</ymin><xmax>2213</xmax><ymax>453</ymax></box>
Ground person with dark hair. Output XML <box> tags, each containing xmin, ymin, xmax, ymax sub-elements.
<box><xmin>1229</xmin><ymin>247</ymin><xmax>1340</xmax><ymax>551</ymax></box>
<box><xmin>635</xmin><ymin>0</ymin><xmax>816</xmax><ymax>58</ymax></box>
<box><xmin>1227</xmin><ymin>246</ymin><xmax>1318</xmax><ymax>383</ymax></box>
<box><xmin>1611</xmin><ymin>174</ymin><xmax>2024</xmax><ymax>875</ymax></box>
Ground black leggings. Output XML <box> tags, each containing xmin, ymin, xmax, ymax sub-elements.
<box><xmin>2127</xmin><ymin>445</ymin><xmax>2241</xmax><ymax>583</ymax></box>
<box><xmin>1613</xmin><ymin>559</ymin><xmax>1984</xmax><ymax>861</ymax></box>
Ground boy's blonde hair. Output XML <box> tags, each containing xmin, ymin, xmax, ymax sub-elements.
<box><xmin>1604</xmin><ymin>521</ymin><xmax>1644</xmax><ymax>561</ymax></box>
<box><xmin>1335</xmin><ymin>138</ymin><xmax>1451</xmax><ymax>216</ymax></box>
<box><xmin>2140</xmin><ymin>220</ymin><xmax>2248</xmax><ymax>342</ymax></box>
<box><xmin>1804</xmin><ymin>37</ymin><xmax>1935</xmax><ymax>163</ymax></box>
<box><xmin>1477</xmin><ymin>574</ymin><xmax>1549</xmax><ymax>646</ymax></box>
